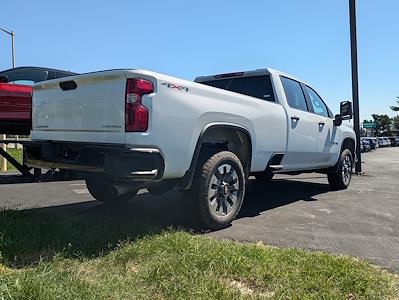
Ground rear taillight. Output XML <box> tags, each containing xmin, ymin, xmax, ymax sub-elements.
<box><xmin>125</xmin><ymin>78</ymin><xmax>154</xmax><ymax>132</ymax></box>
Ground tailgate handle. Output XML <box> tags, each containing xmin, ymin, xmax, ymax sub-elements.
<box><xmin>59</xmin><ymin>80</ymin><xmax>77</xmax><ymax>91</ymax></box>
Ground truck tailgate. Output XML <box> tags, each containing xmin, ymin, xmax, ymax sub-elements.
<box><xmin>32</xmin><ymin>71</ymin><xmax>127</xmax><ymax>141</ymax></box>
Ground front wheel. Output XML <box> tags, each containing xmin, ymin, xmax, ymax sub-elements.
<box><xmin>194</xmin><ymin>151</ymin><xmax>246</xmax><ymax>230</ymax></box>
<box><xmin>85</xmin><ymin>177</ymin><xmax>138</xmax><ymax>205</ymax></box>
<box><xmin>327</xmin><ymin>149</ymin><xmax>353</xmax><ymax>190</ymax></box>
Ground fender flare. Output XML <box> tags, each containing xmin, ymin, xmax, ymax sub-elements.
<box><xmin>179</xmin><ymin>123</ymin><xmax>253</xmax><ymax>189</ymax></box>
<box><xmin>328</xmin><ymin>137</ymin><xmax>356</xmax><ymax>173</ymax></box>
<box><xmin>340</xmin><ymin>137</ymin><xmax>356</xmax><ymax>157</ymax></box>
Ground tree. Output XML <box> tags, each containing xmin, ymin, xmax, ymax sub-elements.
<box><xmin>392</xmin><ymin>116</ymin><xmax>399</xmax><ymax>131</ymax></box>
<box><xmin>391</xmin><ymin>97</ymin><xmax>399</xmax><ymax>111</ymax></box>
<box><xmin>371</xmin><ymin>114</ymin><xmax>392</xmax><ymax>136</ymax></box>
<box><xmin>390</xmin><ymin>97</ymin><xmax>399</xmax><ymax>133</ymax></box>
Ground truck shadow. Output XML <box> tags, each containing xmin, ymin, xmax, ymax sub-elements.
<box><xmin>238</xmin><ymin>178</ymin><xmax>329</xmax><ymax>219</ymax></box>
<box><xmin>0</xmin><ymin>177</ymin><xmax>331</xmax><ymax>268</ymax></box>
<box><xmin>77</xmin><ymin>177</ymin><xmax>330</xmax><ymax>227</ymax></box>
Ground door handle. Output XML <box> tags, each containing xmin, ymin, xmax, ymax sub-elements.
<box><xmin>291</xmin><ymin>116</ymin><xmax>300</xmax><ymax>121</ymax></box>
<box><xmin>319</xmin><ymin>122</ymin><xmax>325</xmax><ymax>126</ymax></box>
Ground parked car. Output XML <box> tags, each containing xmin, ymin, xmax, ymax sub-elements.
<box><xmin>361</xmin><ymin>138</ymin><xmax>371</xmax><ymax>152</ymax></box>
<box><xmin>366</xmin><ymin>137</ymin><xmax>378</xmax><ymax>150</ymax></box>
<box><xmin>388</xmin><ymin>137</ymin><xmax>399</xmax><ymax>146</ymax></box>
<box><xmin>26</xmin><ymin>68</ymin><xmax>356</xmax><ymax>229</ymax></box>
<box><xmin>372</xmin><ymin>137</ymin><xmax>379</xmax><ymax>149</ymax></box>
<box><xmin>377</xmin><ymin>138</ymin><xmax>386</xmax><ymax>147</ymax></box>
<box><xmin>0</xmin><ymin>66</ymin><xmax>77</xmax><ymax>135</ymax></box>
<box><xmin>385</xmin><ymin>138</ymin><xmax>392</xmax><ymax>147</ymax></box>
<box><xmin>379</xmin><ymin>137</ymin><xmax>393</xmax><ymax>147</ymax></box>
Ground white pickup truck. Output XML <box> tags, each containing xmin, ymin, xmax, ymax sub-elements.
<box><xmin>26</xmin><ymin>68</ymin><xmax>356</xmax><ymax>229</ymax></box>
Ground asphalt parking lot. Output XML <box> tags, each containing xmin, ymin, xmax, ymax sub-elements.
<box><xmin>1</xmin><ymin>148</ymin><xmax>398</xmax><ymax>272</ymax></box>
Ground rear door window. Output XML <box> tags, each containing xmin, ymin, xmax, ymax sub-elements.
<box><xmin>280</xmin><ymin>77</ymin><xmax>308</xmax><ymax>111</ymax></box>
<box><xmin>200</xmin><ymin>75</ymin><xmax>275</xmax><ymax>102</ymax></box>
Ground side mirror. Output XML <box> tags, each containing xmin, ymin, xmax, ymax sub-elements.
<box><xmin>0</xmin><ymin>75</ymin><xmax>8</xmax><ymax>83</ymax></box>
<box><xmin>334</xmin><ymin>114</ymin><xmax>342</xmax><ymax>126</ymax></box>
<box><xmin>340</xmin><ymin>101</ymin><xmax>353</xmax><ymax>120</ymax></box>
<box><xmin>334</xmin><ymin>101</ymin><xmax>352</xmax><ymax>126</ymax></box>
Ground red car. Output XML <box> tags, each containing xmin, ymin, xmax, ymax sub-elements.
<box><xmin>0</xmin><ymin>67</ymin><xmax>77</xmax><ymax>135</ymax></box>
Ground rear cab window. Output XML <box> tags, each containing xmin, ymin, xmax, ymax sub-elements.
<box><xmin>199</xmin><ymin>75</ymin><xmax>275</xmax><ymax>102</ymax></box>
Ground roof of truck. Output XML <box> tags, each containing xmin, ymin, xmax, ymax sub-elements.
<box><xmin>194</xmin><ymin>68</ymin><xmax>305</xmax><ymax>85</ymax></box>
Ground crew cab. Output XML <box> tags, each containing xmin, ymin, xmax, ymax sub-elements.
<box><xmin>0</xmin><ymin>67</ymin><xmax>77</xmax><ymax>135</ymax></box>
<box><xmin>25</xmin><ymin>68</ymin><xmax>356</xmax><ymax>229</ymax></box>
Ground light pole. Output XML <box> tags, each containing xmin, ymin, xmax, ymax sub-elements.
<box><xmin>0</xmin><ymin>27</ymin><xmax>16</xmax><ymax>68</ymax></box>
<box><xmin>349</xmin><ymin>0</ymin><xmax>361</xmax><ymax>173</ymax></box>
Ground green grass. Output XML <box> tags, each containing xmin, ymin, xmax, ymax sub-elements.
<box><xmin>5</xmin><ymin>148</ymin><xmax>23</xmax><ymax>171</ymax></box>
<box><xmin>0</xmin><ymin>210</ymin><xmax>397</xmax><ymax>299</ymax></box>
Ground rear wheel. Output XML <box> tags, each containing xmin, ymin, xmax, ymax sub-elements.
<box><xmin>85</xmin><ymin>177</ymin><xmax>138</xmax><ymax>205</ymax></box>
<box><xmin>327</xmin><ymin>149</ymin><xmax>353</xmax><ymax>190</ymax></box>
<box><xmin>192</xmin><ymin>151</ymin><xmax>246</xmax><ymax>230</ymax></box>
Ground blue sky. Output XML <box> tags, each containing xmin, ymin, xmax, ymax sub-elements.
<box><xmin>0</xmin><ymin>0</ymin><xmax>398</xmax><ymax>120</ymax></box>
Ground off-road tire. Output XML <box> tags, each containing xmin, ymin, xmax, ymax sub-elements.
<box><xmin>327</xmin><ymin>149</ymin><xmax>353</xmax><ymax>190</ymax></box>
<box><xmin>193</xmin><ymin>151</ymin><xmax>246</xmax><ymax>230</ymax></box>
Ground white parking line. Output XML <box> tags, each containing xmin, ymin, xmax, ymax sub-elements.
<box><xmin>318</xmin><ymin>208</ymin><xmax>333</xmax><ymax>214</ymax></box>
<box><xmin>72</xmin><ymin>188</ymin><xmax>89</xmax><ymax>195</ymax></box>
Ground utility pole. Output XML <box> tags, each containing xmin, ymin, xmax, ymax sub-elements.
<box><xmin>349</xmin><ymin>0</ymin><xmax>362</xmax><ymax>173</ymax></box>
<box><xmin>11</xmin><ymin>31</ymin><xmax>15</xmax><ymax>68</ymax></box>
<box><xmin>0</xmin><ymin>27</ymin><xmax>15</xmax><ymax>68</ymax></box>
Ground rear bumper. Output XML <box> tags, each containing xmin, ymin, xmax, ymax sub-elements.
<box><xmin>24</xmin><ymin>141</ymin><xmax>164</xmax><ymax>181</ymax></box>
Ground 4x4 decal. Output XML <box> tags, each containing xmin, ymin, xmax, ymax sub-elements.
<box><xmin>161</xmin><ymin>82</ymin><xmax>189</xmax><ymax>92</ymax></box>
